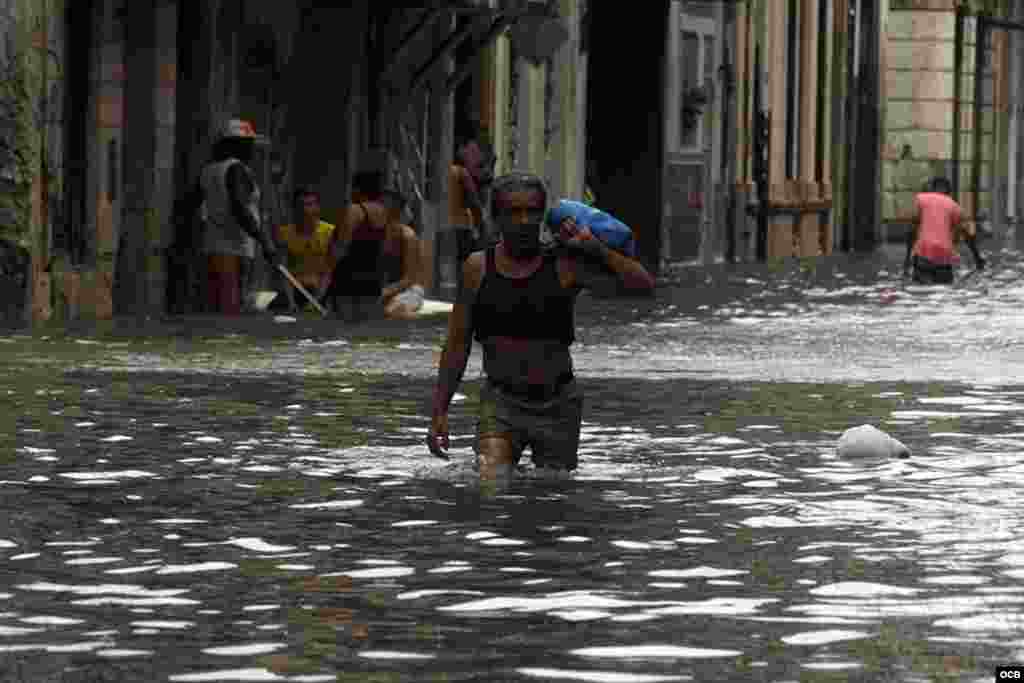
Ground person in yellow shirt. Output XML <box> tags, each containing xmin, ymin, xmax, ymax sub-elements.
<box><xmin>273</xmin><ymin>185</ymin><xmax>336</xmax><ymax>310</ymax></box>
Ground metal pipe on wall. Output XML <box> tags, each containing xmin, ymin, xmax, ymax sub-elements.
<box><xmin>953</xmin><ymin>5</ymin><xmax>963</xmax><ymax>200</ymax></box>
<box><xmin>973</xmin><ymin>14</ymin><xmax>987</xmax><ymax>222</ymax></box>
<box><xmin>1010</xmin><ymin>22</ymin><xmax>1021</xmax><ymax>221</ymax></box>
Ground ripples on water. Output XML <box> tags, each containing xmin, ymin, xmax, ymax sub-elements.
<box><xmin>1</xmin><ymin>247</ymin><xmax>1024</xmax><ymax>681</ymax></box>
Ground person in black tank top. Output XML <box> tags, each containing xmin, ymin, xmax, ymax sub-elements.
<box><xmin>329</xmin><ymin>203</ymin><xmax>386</xmax><ymax>297</ymax></box>
<box><xmin>324</xmin><ymin>171</ymin><xmax>408</xmax><ymax>322</ymax></box>
<box><xmin>426</xmin><ymin>172</ymin><xmax>655</xmax><ymax>483</ymax></box>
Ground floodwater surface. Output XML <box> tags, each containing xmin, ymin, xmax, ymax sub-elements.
<box><xmin>1</xmin><ymin>246</ymin><xmax>1023</xmax><ymax>682</ymax></box>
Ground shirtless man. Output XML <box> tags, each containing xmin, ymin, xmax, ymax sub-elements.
<box><xmin>426</xmin><ymin>172</ymin><xmax>655</xmax><ymax>480</ymax></box>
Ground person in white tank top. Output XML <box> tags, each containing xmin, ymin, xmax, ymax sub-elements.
<box><xmin>176</xmin><ymin>119</ymin><xmax>280</xmax><ymax>314</ymax></box>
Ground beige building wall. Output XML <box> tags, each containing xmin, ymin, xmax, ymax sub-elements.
<box><xmin>883</xmin><ymin>5</ymin><xmax>962</xmax><ymax>222</ymax></box>
<box><xmin>883</xmin><ymin>2</ymin><xmax>999</xmax><ymax>228</ymax></box>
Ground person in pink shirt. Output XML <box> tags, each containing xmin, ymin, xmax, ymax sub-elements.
<box><xmin>904</xmin><ymin>176</ymin><xmax>985</xmax><ymax>284</ymax></box>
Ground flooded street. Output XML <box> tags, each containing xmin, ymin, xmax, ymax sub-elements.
<box><xmin>4</xmin><ymin>245</ymin><xmax>1024</xmax><ymax>682</ymax></box>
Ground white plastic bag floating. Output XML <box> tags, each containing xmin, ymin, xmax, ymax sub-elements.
<box><xmin>837</xmin><ymin>424</ymin><xmax>910</xmax><ymax>459</ymax></box>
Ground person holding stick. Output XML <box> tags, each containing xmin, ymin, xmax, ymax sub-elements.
<box><xmin>177</xmin><ymin>118</ymin><xmax>281</xmax><ymax>315</ymax></box>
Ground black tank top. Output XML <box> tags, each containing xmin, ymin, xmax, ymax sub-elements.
<box><xmin>473</xmin><ymin>247</ymin><xmax>575</xmax><ymax>345</ymax></box>
<box><xmin>331</xmin><ymin>203</ymin><xmax>386</xmax><ymax>296</ymax></box>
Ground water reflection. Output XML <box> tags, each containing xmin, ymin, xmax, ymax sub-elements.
<box><xmin>3</xmin><ymin>248</ymin><xmax>1024</xmax><ymax>679</ymax></box>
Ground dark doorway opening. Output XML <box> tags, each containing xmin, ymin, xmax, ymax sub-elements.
<box><xmin>585</xmin><ymin>0</ymin><xmax>669</xmax><ymax>273</ymax></box>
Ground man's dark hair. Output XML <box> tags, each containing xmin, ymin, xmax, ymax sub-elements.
<box><xmin>351</xmin><ymin>170</ymin><xmax>407</xmax><ymax>209</ymax></box>
<box><xmin>930</xmin><ymin>176</ymin><xmax>953</xmax><ymax>195</ymax></box>
<box><xmin>351</xmin><ymin>170</ymin><xmax>385</xmax><ymax>199</ymax></box>
<box><xmin>293</xmin><ymin>184</ymin><xmax>320</xmax><ymax>207</ymax></box>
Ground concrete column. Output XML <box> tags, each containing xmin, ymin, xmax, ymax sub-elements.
<box><xmin>733</xmin><ymin>2</ymin><xmax>748</xmax><ymax>183</ymax></box>
<box><xmin>766</xmin><ymin>0</ymin><xmax>793</xmax><ymax>258</ymax></box>
<box><xmin>767</xmin><ymin>0</ymin><xmax>787</xmax><ymax>205</ymax></box>
<box><xmin>666</xmin><ymin>3</ymin><xmax>681</xmax><ymax>155</ymax></box>
<box><xmin>575</xmin><ymin>27</ymin><xmax>588</xmax><ymax>205</ymax></box>
<box><xmin>114</xmin><ymin>0</ymin><xmax>176</xmax><ymax>316</ymax></box>
<box><xmin>821</xmin><ymin>0</ymin><xmax>833</xmax><ymax>201</ymax></box>
<box><xmin>492</xmin><ymin>34</ymin><xmax>511</xmax><ymax>177</ymax></box>
<box><xmin>30</xmin><ymin>0</ymin><xmax>65</xmax><ymax>323</ymax></box>
<box><xmin>730</xmin><ymin>0</ymin><xmax>753</xmax><ymax>262</ymax></box>
<box><xmin>83</xmin><ymin>0</ymin><xmax>123</xmax><ymax>320</ymax></box>
<box><xmin>820</xmin><ymin>0</ymin><xmax>835</xmax><ymax>256</ymax></box>
<box><xmin>149</xmin><ymin>1</ymin><xmax>176</xmax><ymax>312</ymax></box>
<box><xmin>1010</xmin><ymin>27</ymin><xmax>1021</xmax><ymax>222</ymax></box>
<box><xmin>797</xmin><ymin>0</ymin><xmax>819</xmax><ymax>257</ymax></box>
<box><xmin>662</xmin><ymin>2</ymin><xmax>680</xmax><ymax>264</ymax></box>
<box><xmin>553</xmin><ymin>0</ymin><xmax>581</xmax><ymax>201</ymax></box>
<box><xmin>427</xmin><ymin>11</ymin><xmax>455</xmax><ymax>298</ymax></box>
<box><xmin>516</xmin><ymin>58</ymin><xmax>546</xmax><ymax>176</ymax></box>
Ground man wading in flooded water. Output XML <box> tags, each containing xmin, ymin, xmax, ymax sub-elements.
<box><xmin>904</xmin><ymin>176</ymin><xmax>985</xmax><ymax>284</ymax></box>
<box><xmin>426</xmin><ymin>172</ymin><xmax>655</xmax><ymax>480</ymax></box>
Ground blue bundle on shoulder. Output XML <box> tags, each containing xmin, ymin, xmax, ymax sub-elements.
<box><xmin>546</xmin><ymin>199</ymin><xmax>637</xmax><ymax>257</ymax></box>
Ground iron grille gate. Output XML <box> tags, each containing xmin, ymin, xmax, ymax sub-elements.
<box><xmin>953</xmin><ymin>9</ymin><xmax>1021</xmax><ymax>233</ymax></box>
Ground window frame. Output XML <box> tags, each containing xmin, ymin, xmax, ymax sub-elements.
<box><xmin>678</xmin><ymin>10</ymin><xmax>717</xmax><ymax>152</ymax></box>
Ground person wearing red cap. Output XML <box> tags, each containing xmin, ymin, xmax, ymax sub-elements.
<box><xmin>177</xmin><ymin>118</ymin><xmax>280</xmax><ymax>314</ymax></box>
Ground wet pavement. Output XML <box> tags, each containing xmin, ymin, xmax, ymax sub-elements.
<box><xmin>2</xmin><ymin>242</ymin><xmax>1024</xmax><ymax>681</ymax></box>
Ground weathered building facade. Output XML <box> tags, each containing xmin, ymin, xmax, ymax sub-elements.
<box><xmin>656</xmin><ymin>0</ymin><xmax>1016</xmax><ymax>265</ymax></box>
<box><xmin>0</xmin><ymin>0</ymin><xmax>581</xmax><ymax>324</ymax></box>
<box><xmin>723</xmin><ymin>0</ymin><xmax>846</xmax><ymax>262</ymax></box>
<box><xmin>11</xmin><ymin>1</ymin><xmax>1014</xmax><ymax>326</ymax></box>
<box><xmin>881</xmin><ymin>0</ymin><xmax>1014</xmax><ymax>244</ymax></box>
<box><xmin>599</xmin><ymin>0</ymin><xmax>855</xmax><ymax>267</ymax></box>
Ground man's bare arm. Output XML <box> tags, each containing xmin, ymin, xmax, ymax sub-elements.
<box><xmin>326</xmin><ymin>204</ymin><xmax>361</xmax><ymax>270</ymax></box>
<box><xmin>958</xmin><ymin>217</ymin><xmax>986</xmax><ymax>269</ymax></box>
<box><xmin>389</xmin><ymin>225</ymin><xmax>422</xmax><ymax>296</ymax></box>
<box><xmin>904</xmin><ymin>201</ymin><xmax>920</xmax><ymax>274</ymax></box>
<box><xmin>432</xmin><ymin>253</ymin><xmax>482</xmax><ymax>417</ymax></box>
<box><xmin>225</xmin><ymin>164</ymin><xmax>268</xmax><ymax>249</ymax></box>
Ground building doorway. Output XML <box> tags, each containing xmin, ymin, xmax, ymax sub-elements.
<box><xmin>663</xmin><ymin>1</ymin><xmax>723</xmax><ymax>264</ymax></box>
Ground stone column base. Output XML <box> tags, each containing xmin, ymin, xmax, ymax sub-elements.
<box><xmin>767</xmin><ymin>216</ymin><xmax>797</xmax><ymax>259</ymax></box>
<box><xmin>52</xmin><ymin>266</ymin><xmax>114</xmax><ymax>321</ymax></box>
<box><xmin>797</xmin><ymin>213</ymin><xmax>821</xmax><ymax>258</ymax></box>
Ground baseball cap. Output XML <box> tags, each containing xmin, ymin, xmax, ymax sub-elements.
<box><xmin>219</xmin><ymin>118</ymin><xmax>257</xmax><ymax>140</ymax></box>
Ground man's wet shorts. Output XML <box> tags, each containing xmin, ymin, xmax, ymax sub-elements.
<box><xmin>912</xmin><ymin>255</ymin><xmax>955</xmax><ymax>284</ymax></box>
<box><xmin>477</xmin><ymin>373</ymin><xmax>583</xmax><ymax>471</ymax></box>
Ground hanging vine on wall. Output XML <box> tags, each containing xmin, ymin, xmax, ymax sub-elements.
<box><xmin>0</xmin><ymin>15</ymin><xmax>40</xmax><ymax>249</ymax></box>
